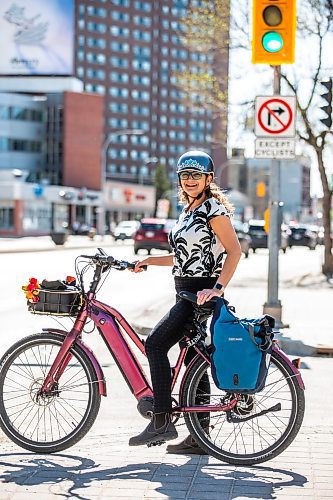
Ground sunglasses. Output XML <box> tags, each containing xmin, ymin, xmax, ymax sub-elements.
<box><xmin>179</xmin><ymin>171</ymin><xmax>205</xmax><ymax>180</ymax></box>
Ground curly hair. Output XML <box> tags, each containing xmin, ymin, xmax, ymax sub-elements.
<box><xmin>178</xmin><ymin>180</ymin><xmax>234</xmax><ymax>215</ymax></box>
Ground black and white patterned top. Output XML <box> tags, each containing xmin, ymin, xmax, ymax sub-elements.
<box><xmin>169</xmin><ymin>197</ymin><xmax>229</xmax><ymax>277</ymax></box>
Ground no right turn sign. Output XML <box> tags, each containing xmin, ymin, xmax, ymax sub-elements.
<box><xmin>255</xmin><ymin>96</ymin><xmax>296</xmax><ymax>138</ymax></box>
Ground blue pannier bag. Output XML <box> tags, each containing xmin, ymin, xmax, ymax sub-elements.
<box><xmin>210</xmin><ymin>298</ymin><xmax>275</xmax><ymax>394</ymax></box>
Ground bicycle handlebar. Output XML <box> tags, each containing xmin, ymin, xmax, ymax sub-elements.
<box><xmin>78</xmin><ymin>251</ymin><xmax>147</xmax><ymax>271</ymax></box>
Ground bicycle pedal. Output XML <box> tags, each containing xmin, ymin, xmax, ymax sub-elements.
<box><xmin>147</xmin><ymin>439</ymin><xmax>165</xmax><ymax>447</ymax></box>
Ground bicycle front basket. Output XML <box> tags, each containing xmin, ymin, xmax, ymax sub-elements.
<box><xmin>28</xmin><ymin>288</ymin><xmax>82</xmax><ymax>316</ymax></box>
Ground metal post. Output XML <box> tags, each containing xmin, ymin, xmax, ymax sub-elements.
<box><xmin>97</xmin><ymin>129</ymin><xmax>145</xmax><ymax>237</ymax></box>
<box><xmin>263</xmin><ymin>66</ymin><xmax>283</xmax><ymax>325</ymax></box>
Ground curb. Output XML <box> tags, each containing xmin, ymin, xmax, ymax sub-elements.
<box><xmin>0</xmin><ymin>240</ymin><xmax>116</xmax><ymax>254</ymax></box>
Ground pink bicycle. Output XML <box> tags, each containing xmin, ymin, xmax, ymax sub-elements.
<box><xmin>0</xmin><ymin>249</ymin><xmax>305</xmax><ymax>465</ymax></box>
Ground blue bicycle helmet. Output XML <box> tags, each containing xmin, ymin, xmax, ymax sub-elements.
<box><xmin>176</xmin><ymin>150</ymin><xmax>215</xmax><ymax>174</ymax></box>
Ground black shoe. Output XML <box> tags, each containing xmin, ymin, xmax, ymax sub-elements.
<box><xmin>129</xmin><ymin>413</ymin><xmax>178</xmax><ymax>447</ymax></box>
<box><xmin>166</xmin><ymin>434</ymin><xmax>208</xmax><ymax>455</ymax></box>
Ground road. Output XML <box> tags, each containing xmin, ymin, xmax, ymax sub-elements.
<box><xmin>0</xmin><ymin>242</ymin><xmax>329</xmax><ymax>354</ymax></box>
<box><xmin>0</xmin><ymin>242</ymin><xmax>332</xmax><ymax>498</ymax></box>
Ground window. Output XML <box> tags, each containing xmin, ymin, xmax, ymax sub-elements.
<box><xmin>87</xmin><ymin>22</ymin><xmax>106</xmax><ymax>33</ymax></box>
<box><xmin>134</xmin><ymin>1</ymin><xmax>151</xmax><ymax>11</ymax></box>
<box><xmin>132</xmin><ymin>89</ymin><xmax>150</xmax><ymax>101</ymax></box>
<box><xmin>109</xmin><ymin>118</ymin><xmax>128</xmax><ymax>128</ymax></box>
<box><xmin>131</xmin><ymin>120</ymin><xmax>149</xmax><ymax>131</ymax></box>
<box><xmin>109</xmin><ymin>103</ymin><xmax>128</xmax><ymax>114</ymax></box>
<box><xmin>112</xmin><ymin>0</ymin><xmax>129</xmax><ymax>5</ymax></box>
<box><xmin>0</xmin><ymin>106</ymin><xmax>9</xmax><ymax>119</ymax></box>
<box><xmin>86</xmin><ymin>68</ymin><xmax>105</xmax><ymax>79</ymax></box>
<box><xmin>110</xmin><ymin>26</ymin><xmax>129</xmax><ymax>37</ymax></box>
<box><xmin>11</xmin><ymin>107</ymin><xmax>28</xmax><ymax>120</ymax></box>
<box><xmin>109</xmin><ymin>87</ymin><xmax>129</xmax><ymax>98</ymax></box>
<box><xmin>132</xmin><ymin>75</ymin><xmax>150</xmax><ymax>86</ymax></box>
<box><xmin>133</xmin><ymin>30</ymin><xmax>151</xmax><ymax>41</ymax></box>
<box><xmin>134</xmin><ymin>15</ymin><xmax>151</xmax><ymax>27</ymax></box>
<box><xmin>132</xmin><ymin>105</ymin><xmax>149</xmax><ymax>116</ymax></box>
<box><xmin>0</xmin><ymin>206</ymin><xmax>14</xmax><ymax>230</ymax></box>
<box><xmin>87</xmin><ymin>6</ymin><xmax>107</xmax><ymax>17</ymax></box>
<box><xmin>87</xmin><ymin>52</ymin><xmax>106</xmax><ymax>64</ymax></box>
<box><xmin>130</xmin><ymin>135</ymin><xmax>148</xmax><ymax>145</ymax></box>
<box><xmin>111</xmin><ymin>41</ymin><xmax>129</xmax><ymax>52</ymax></box>
<box><xmin>110</xmin><ymin>72</ymin><xmax>129</xmax><ymax>83</ymax></box>
<box><xmin>111</xmin><ymin>11</ymin><xmax>130</xmax><ymax>22</ymax></box>
<box><xmin>110</xmin><ymin>57</ymin><xmax>129</xmax><ymax>68</ymax></box>
<box><xmin>133</xmin><ymin>46</ymin><xmax>150</xmax><ymax>58</ymax></box>
<box><xmin>132</xmin><ymin>60</ymin><xmax>151</xmax><ymax>71</ymax></box>
<box><xmin>85</xmin><ymin>83</ymin><xmax>105</xmax><ymax>94</ymax></box>
<box><xmin>87</xmin><ymin>37</ymin><xmax>106</xmax><ymax>48</ymax></box>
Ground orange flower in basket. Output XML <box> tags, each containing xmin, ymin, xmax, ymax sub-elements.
<box><xmin>22</xmin><ymin>277</ymin><xmax>41</xmax><ymax>303</ymax></box>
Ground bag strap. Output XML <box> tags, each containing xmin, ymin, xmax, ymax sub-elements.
<box><xmin>249</xmin><ymin>324</ymin><xmax>273</xmax><ymax>352</ymax></box>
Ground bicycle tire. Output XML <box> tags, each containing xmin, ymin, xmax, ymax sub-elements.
<box><xmin>0</xmin><ymin>333</ymin><xmax>101</xmax><ymax>453</ymax></box>
<box><xmin>181</xmin><ymin>349</ymin><xmax>305</xmax><ymax>465</ymax></box>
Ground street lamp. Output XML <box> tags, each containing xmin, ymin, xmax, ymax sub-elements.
<box><xmin>138</xmin><ymin>156</ymin><xmax>159</xmax><ymax>185</ymax></box>
<box><xmin>98</xmin><ymin>129</ymin><xmax>144</xmax><ymax>237</ymax></box>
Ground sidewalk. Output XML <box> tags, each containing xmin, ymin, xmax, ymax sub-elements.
<box><xmin>0</xmin><ymin>235</ymin><xmax>116</xmax><ymax>254</ymax></box>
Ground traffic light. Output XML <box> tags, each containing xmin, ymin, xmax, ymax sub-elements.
<box><xmin>256</xmin><ymin>181</ymin><xmax>266</xmax><ymax>198</ymax></box>
<box><xmin>252</xmin><ymin>0</ymin><xmax>296</xmax><ymax>65</ymax></box>
<box><xmin>320</xmin><ymin>79</ymin><xmax>332</xmax><ymax>130</ymax></box>
<box><xmin>264</xmin><ymin>207</ymin><xmax>270</xmax><ymax>233</ymax></box>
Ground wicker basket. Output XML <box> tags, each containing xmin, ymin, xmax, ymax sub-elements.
<box><xmin>28</xmin><ymin>289</ymin><xmax>82</xmax><ymax>316</ymax></box>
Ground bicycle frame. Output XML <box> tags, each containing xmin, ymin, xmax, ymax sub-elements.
<box><xmin>40</xmin><ymin>293</ymin><xmax>240</xmax><ymax>414</ymax></box>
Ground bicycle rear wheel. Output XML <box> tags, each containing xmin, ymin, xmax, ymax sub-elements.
<box><xmin>181</xmin><ymin>349</ymin><xmax>305</xmax><ymax>465</ymax></box>
<box><xmin>0</xmin><ymin>333</ymin><xmax>101</xmax><ymax>453</ymax></box>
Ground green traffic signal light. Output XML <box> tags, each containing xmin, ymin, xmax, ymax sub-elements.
<box><xmin>262</xmin><ymin>32</ymin><xmax>284</xmax><ymax>53</ymax></box>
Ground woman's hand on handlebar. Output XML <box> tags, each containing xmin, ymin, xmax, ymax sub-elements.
<box><xmin>129</xmin><ymin>257</ymin><xmax>150</xmax><ymax>273</ymax></box>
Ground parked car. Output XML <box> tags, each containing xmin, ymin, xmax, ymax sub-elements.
<box><xmin>114</xmin><ymin>220</ymin><xmax>140</xmax><ymax>241</ymax></box>
<box><xmin>287</xmin><ymin>224</ymin><xmax>317</xmax><ymax>250</ymax></box>
<box><xmin>134</xmin><ymin>218</ymin><xmax>176</xmax><ymax>254</ymax></box>
<box><xmin>232</xmin><ymin>219</ymin><xmax>252</xmax><ymax>258</ymax></box>
<box><xmin>248</xmin><ymin>219</ymin><xmax>288</xmax><ymax>253</ymax></box>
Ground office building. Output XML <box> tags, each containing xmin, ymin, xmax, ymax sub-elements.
<box><xmin>74</xmin><ymin>0</ymin><xmax>229</xmax><ymax>185</ymax></box>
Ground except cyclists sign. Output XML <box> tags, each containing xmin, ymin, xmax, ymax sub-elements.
<box><xmin>255</xmin><ymin>96</ymin><xmax>296</xmax><ymax>138</ymax></box>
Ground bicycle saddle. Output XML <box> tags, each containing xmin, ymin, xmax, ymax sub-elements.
<box><xmin>177</xmin><ymin>290</ymin><xmax>218</xmax><ymax>309</ymax></box>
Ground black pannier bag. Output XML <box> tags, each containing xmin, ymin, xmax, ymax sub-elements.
<box><xmin>28</xmin><ymin>280</ymin><xmax>82</xmax><ymax>316</ymax></box>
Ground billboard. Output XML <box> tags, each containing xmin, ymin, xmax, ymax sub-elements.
<box><xmin>0</xmin><ymin>0</ymin><xmax>74</xmax><ymax>75</ymax></box>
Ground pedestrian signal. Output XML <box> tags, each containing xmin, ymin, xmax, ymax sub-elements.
<box><xmin>252</xmin><ymin>0</ymin><xmax>296</xmax><ymax>65</ymax></box>
<box><xmin>319</xmin><ymin>79</ymin><xmax>332</xmax><ymax>130</ymax></box>
<box><xmin>256</xmin><ymin>182</ymin><xmax>266</xmax><ymax>198</ymax></box>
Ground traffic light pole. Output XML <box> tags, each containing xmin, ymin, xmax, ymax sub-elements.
<box><xmin>263</xmin><ymin>66</ymin><xmax>283</xmax><ymax>326</ymax></box>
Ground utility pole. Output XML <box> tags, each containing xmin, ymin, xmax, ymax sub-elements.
<box><xmin>263</xmin><ymin>66</ymin><xmax>282</xmax><ymax>325</ymax></box>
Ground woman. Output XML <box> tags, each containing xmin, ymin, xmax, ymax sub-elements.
<box><xmin>129</xmin><ymin>151</ymin><xmax>242</xmax><ymax>450</ymax></box>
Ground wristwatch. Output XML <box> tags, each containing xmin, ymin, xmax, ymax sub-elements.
<box><xmin>214</xmin><ymin>283</ymin><xmax>225</xmax><ymax>295</ymax></box>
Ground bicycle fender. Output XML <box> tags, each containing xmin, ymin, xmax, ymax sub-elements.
<box><xmin>272</xmin><ymin>344</ymin><xmax>305</xmax><ymax>390</ymax></box>
<box><xmin>42</xmin><ymin>328</ymin><xmax>107</xmax><ymax>396</ymax></box>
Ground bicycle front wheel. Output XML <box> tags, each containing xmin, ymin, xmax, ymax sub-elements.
<box><xmin>0</xmin><ymin>333</ymin><xmax>101</xmax><ymax>453</ymax></box>
<box><xmin>181</xmin><ymin>349</ymin><xmax>305</xmax><ymax>465</ymax></box>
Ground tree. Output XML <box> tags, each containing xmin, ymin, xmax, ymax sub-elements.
<box><xmin>175</xmin><ymin>0</ymin><xmax>333</xmax><ymax>277</ymax></box>
<box><xmin>174</xmin><ymin>0</ymin><xmax>230</xmax><ymax>182</ymax></box>
<box><xmin>153</xmin><ymin>163</ymin><xmax>171</xmax><ymax>215</ymax></box>
<box><xmin>280</xmin><ymin>0</ymin><xmax>333</xmax><ymax>277</ymax></box>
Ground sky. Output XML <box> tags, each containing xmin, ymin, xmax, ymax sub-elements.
<box><xmin>227</xmin><ymin>0</ymin><xmax>333</xmax><ymax>197</ymax></box>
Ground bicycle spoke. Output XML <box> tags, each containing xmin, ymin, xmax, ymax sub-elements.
<box><xmin>184</xmin><ymin>351</ymin><xmax>302</xmax><ymax>463</ymax></box>
<box><xmin>0</xmin><ymin>338</ymin><xmax>94</xmax><ymax>445</ymax></box>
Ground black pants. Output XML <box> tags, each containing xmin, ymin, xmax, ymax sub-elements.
<box><xmin>145</xmin><ymin>276</ymin><xmax>215</xmax><ymax>415</ymax></box>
